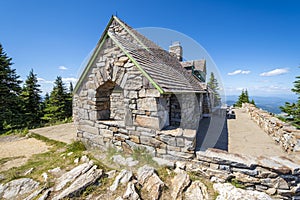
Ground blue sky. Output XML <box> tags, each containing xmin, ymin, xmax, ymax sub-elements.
<box><xmin>1</xmin><ymin>0</ymin><xmax>299</xmax><ymax>98</ymax></box>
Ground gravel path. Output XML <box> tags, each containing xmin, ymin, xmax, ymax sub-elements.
<box><xmin>228</xmin><ymin>108</ymin><xmax>300</xmax><ymax>163</ymax></box>
<box><xmin>30</xmin><ymin>123</ymin><xmax>77</xmax><ymax>144</ymax></box>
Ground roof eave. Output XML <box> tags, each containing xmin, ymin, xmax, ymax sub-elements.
<box><xmin>74</xmin><ymin>16</ymin><xmax>115</xmax><ymax>94</ymax></box>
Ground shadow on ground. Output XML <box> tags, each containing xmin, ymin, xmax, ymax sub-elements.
<box><xmin>196</xmin><ymin>109</ymin><xmax>228</xmax><ymax>151</ymax></box>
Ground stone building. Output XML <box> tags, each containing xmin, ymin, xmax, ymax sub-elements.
<box><xmin>73</xmin><ymin>16</ymin><xmax>212</xmax><ymax>160</ymax></box>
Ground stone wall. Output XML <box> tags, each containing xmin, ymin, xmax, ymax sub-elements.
<box><xmin>242</xmin><ymin>103</ymin><xmax>300</xmax><ymax>152</ymax></box>
<box><xmin>73</xmin><ymin>18</ymin><xmax>204</xmax><ymax>160</ymax></box>
<box><xmin>186</xmin><ymin>148</ymin><xmax>300</xmax><ymax>199</ymax></box>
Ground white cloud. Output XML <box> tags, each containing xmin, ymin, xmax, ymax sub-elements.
<box><xmin>59</xmin><ymin>66</ymin><xmax>68</xmax><ymax>70</ymax></box>
<box><xmin>37</xmin><ymin>77</ymin><xmax>53</xmax><ymax>84</ymax></box>
<box><xmin>228</xmin><ymin>69</ymin><xmax>251</xmax><ymax>76</ymax></box>
<box><xmin>62</xmin><ymin>77</ymin><xmax>78</xmax><ymax>84</ymax></box>
<box><xmin>259</xmin><ymin>68</ymin><xmax>289</xmax><ymax>77</ymax></box>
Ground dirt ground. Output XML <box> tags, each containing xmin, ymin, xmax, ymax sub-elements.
<box><xmin>228</xmin><ymin>108</ymin><xmax>300</xmax><ymax>163</ymax></box>
<box><xmin>0</xmin><ymin>123</ymin><xmax>77</xmax><ymax>172</ymax></box>
<box><xmin>29</xmin><ymin>123</ymin><xmax>77</xmax><ymax>144</ymax></box>
<box><xmin>0</xmin><ymin>135</ymin><xmax>49</xmax><ymax>172</ymax></box>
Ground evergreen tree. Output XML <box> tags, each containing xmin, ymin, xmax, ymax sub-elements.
<box><xmin>280</xmin><ymin>71</ymin><xmax>300</xmax><ymax>128</ymax></box>
<box><xmin>42</xmin><ymin>76</ymin><xmax>70</xmax><ymax>122</ymax></box>
<box><xmin>207</xmin><ymin>72</ymin><xmax>221</xmax><ymax>106</ymax></box>
<box><xmin>235</xmin><ymin>89</ymin><xmax>250</xmax><ymax>107</ymax></box>
<box><xmin>65</xmin><ymin>82</ymin><xmax>73</xmax><ymax>118</ymax></box>
<box><xmin>0</xmin><ymin>44</ymin><xmax>23</xmax><ymax>131</ymax></box>
<box><xmin>69</xmin><ymin>82</ymin><xmax>73</xmax><ymax>93</ymax></box>
<box><xmin>21</xmin><ymin>69</ymin><xmax>42</xmax><ymax>127</ymax></box>
<box><xmin>250</xmin><ymin>99</ymin><xmax>256</xmax><ymax>106</ymax></box>
<box><xmin>44</xmin><ymin>92</ymin><xmax>50</xmax><ymax>105</ymax></box>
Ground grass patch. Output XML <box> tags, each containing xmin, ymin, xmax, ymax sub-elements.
<box><xmin>83</xmin><ymin>185</ymin><xmax>98</xmax><ymax>197</ymax></box>
<box><xmin>132</xmin><ymin>147</ymin><xmax>158</xmax><ymax>168</ymax></box>
<box><xmin>30</xmin><ymin>132</ymin><xmax>66</xmax><ymax>148</ymax></box>
<box><xmin>0</xmin><ymin>139</ymin><xmax>85</xmax><ymax>184</ymax></box>
<box><xmin>0</xmin><ymin>128</ymin><xmax>29</xmax><ymax>136</ymax></box>
<box><xmin>0</xmin><ymin>156</ymin><xmax>26</xmax><ymax>165</ymax></box>
<box><xmin>66</xmin><ymin>141</ymin><xmax>86</xmax><ymax>153</ymax></box>
<box><xmin>229</xmin><ymin>178</ymin><xmax>245</xmax><ymax>189</ymax></box>
<box><xmin>106</xmin><ymin>146</ymin><xmax>120</xmax><ymax>160</ymax></box>
<box><xmin>187</xmin><ymin>171</ymin><xmax>220</xmax><ymax>199</ymax></box>
<box><xmin>157</xmin><ymin>167</ymin><xmax>176</xmax><ymax>182</ymax></box>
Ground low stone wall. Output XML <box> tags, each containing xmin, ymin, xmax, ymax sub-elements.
<box><xmin>186</xmin><ymin>148</ymin><xmax>300</xmax><ymax>199</ymax></box>
<box><xmin>242</xmin><ymin>103</ymin><xmax>300</xmax><ymax>152</ymax></box>
<box><xmin>77</xmin><ymin>120</ymin><xmax>197</xmax><ymax>160</ymax></box>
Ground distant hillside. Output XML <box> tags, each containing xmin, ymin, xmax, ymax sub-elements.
<box><xmin>225</xmin><ymin>95</ymin><xmax>297</xmax><ymax>114</ymax></box>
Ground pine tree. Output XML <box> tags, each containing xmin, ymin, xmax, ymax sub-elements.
<box><xmin>280</xmin><ymin>71</ymin><xmax>300</xmax><ymax>128</ymax></box>
<box><xmin>244</xmin><ymin>89</ymin><xmax>250</xmax><ymax>103</ymax></box>
<box><xmin>69</xmin><ymin>82</ymin><xmax>73</xmax><ymax>93</ymax></box>
<box><xmin>207</xmin><ymin>72</ymin><xmax>221</xmax><ymax>106</ymax></box>
<box><xmin>0</xmin><ymin>44</ymin><xmax>23</xmax><ymax>131</ymax></box>
<box><xmin>235</xmin><ymin>89</ymin><xmax>250</xmax><ymax>107</ymax></box>
<box><xmin>42</xmin><ymin>76</ymin><xmax>70</xmax><ymax>122</ymax></box>
<box><xmin>65</xmin><ymin>82</ymin><xmax>73</xmax><ymax>118</ymax></box>
<box><xmin>21</xmin><ymin>69</ymin><xmax>42</xmax><ymax>127</ymax></box>
<box><xmin>250</xmin><ymin>99</ymin><xmax>256</xmax><ymax>106</ymax></box>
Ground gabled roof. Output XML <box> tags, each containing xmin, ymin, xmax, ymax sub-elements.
<box><xmin>181</xmin><ymin>60</ymin><xmax>206</xmax><ymax>73</ymax></box>
<box><xmin>74</xmin><ymin>16</ymin><xmax>205</xmax><ymax>94</ymax></box>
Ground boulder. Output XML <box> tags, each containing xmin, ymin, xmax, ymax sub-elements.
<box><xmin>171</xmin><ymin>171</ymin><xmax>191</xmax><ymax>200</ymax></box>
<box><xmin>0</xmin><ymin>178</ymin><xmax>39</xmax><ymax>199</ymax></box>
<box><xmin>54</xmin><ymin>161</ymin><xmax>94</xmax><ymax>191</ymax></box>
<box><xmin>110</xmin><ymin>170</ymin><xmax>133</xmax><ymax>191</ymax></box>
<box><xmin>185</xmin><ymin>181</ymin><xmax>209</xmax><ymax>200</ymax></box>
<box><xmin>123</xmin><ymin>182</ymin><xmax>140</xmax><ymax>200</ymax></box>
<box><xmin>137</xmin><ymin>165</ymin><xmax>164</xmax><ymax>200</ymax></box>
<box><xmin>53</xmin><ymin>165</ymin><xmax>103</xmax><ymax>200</ymax></box>
<box><xmin>213</xmin><ymin>183</ymin><xmax>272</xmax><ymax>200</ymax></box>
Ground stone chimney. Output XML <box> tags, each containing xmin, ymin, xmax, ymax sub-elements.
<box><xmin>169</xmin><ymin>41</ymin><xmax>182</xmax><ymax>61</ymax></box>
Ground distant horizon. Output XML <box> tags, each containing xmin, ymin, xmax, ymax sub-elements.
<box><xmin>225</xmin><ymin>95</ymin><xmax>297</xmax><ymax>114</ymax></box>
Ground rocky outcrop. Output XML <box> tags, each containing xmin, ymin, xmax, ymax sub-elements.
<box><xmin>243</xmin><ymin>103</ymin><xmax>300</xmax><ymax>152</ymax></box>
<box><xmin>213</xmin><ymin>183</ymin><xmax>272</xmax><ymax>200</ymax></box>
<box><xmin>137</xmin><ymin>165</ymin><xmax>164</xmax><ymax>200</ymax></box>
<box><xmin>171</xmin><ymin>171</ymin><xmax>191</xmax><ymax>200</ymax></box>
<box><xmin>0</xmin><ymin>178</ymin><xmax>39</xmax><ymax>199</ymax></box>
<box><xmin>123</xmin><ymin>182</ymin><xmax>140</xmax><ymax>200</ymax></box>
<box><xmin>53</xmin><ymin>165</ymin><xmax>103</xmax><ymax>200</ymax></box>
<box><xmin>110</xmin><ymin>169</ymin><xmax>133</xmax><ymax>191</ymax></box>
<box><xmin>2</xmin><ymin>149</ymin><xmax>298</xmax><ymax>199</ymax></box>
<box><xmin>191</xmin><ymin>148</ymin><xmax>300</xmax><ymax>199</ymax></box>
<box><xmin>185</xmin><ymin>181</ymin><xmax>209</xmax><ymax>200</ymax></box>
<box><xmin>54</xmin><ymin>161</ymin><xmax>94</xmax><ymax>191</ymax></box>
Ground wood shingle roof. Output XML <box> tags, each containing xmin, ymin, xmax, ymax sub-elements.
<box><xmin>74</xmin><ymin>16</ymin><xmax>206</xmax><ymax>94</ymax></box>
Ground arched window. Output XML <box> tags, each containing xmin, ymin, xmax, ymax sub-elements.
<box><xmin>95</xmin><ymin>80</ymin><xmax>124</xmax><ymax>121</ymax></box>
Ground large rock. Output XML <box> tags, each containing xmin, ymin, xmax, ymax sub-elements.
<box><xmin>185</xmin><ymin>180</ymin><xmax>209</xmax><ymax>200</ymax></box>
<box><xmin>110</xmin><ymin>170</ymin><xmax>133</xmax><ymax>191</ymax></box>
<box><xmin>171</xmin><ymin>171</ymin><xmax>191</xmax><ymax>200</ymax></box>
<box><xmin>54</xmin><ymin>161</ymin><xmax>94</xmax><ymax>191</ymax></box>
<box><xmin>0</xmin><ymin>178</ymin><xmax>39</xmax><ymax>199</ymax></box>
<box><xmin>123</xmin><ymin>182</ymin><xmax>140</xmax><ymax>200</ymax></box>
<box><xmin>137</xmin><ymin>165</ymin><xmax>164</xmax><ymax>200</ymax></box>
<box><xmin>213</xmin><ymin>183</ymin><xmax>272</xmax><ymax>200</ymax></box>
<box><xmin>53</xmin><ymin>165</ymin><xmax>103</xmax><ymax>200</ymax></box>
